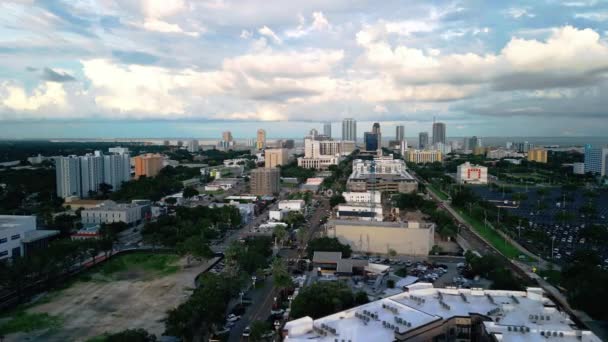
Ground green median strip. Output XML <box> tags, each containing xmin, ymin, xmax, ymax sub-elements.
<box><xmin>456</xmin><ymin>209</ymin><xmax>522</xmax><ymax>259</ymax></box>
<box><xmin>0</xmin><ymin>311</ymin><xmax>63</xmax><ymax>335</ymax></box>
<box><xmin>426</xmin><ymin>183</ymin><xmax>448</xmax><ymax>200</ymax></box>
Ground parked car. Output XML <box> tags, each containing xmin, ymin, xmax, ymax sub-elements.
<box><xmin>242</xmin><ymin>326</ymin><xmax>251</xmax><ymax>337</ymax></box>
<box><xmin>227</xmin><ymin>314</ymin><xmax>241</xmax><ymax>323</ymax></box>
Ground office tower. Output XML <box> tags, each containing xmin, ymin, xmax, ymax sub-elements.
<box><xmin>177</xmin><ymin>140</ymin><xmax>184</xmax><ymax>147</ymax></box>
<box><xmin>342</xmin><ymin>118</ymin><xmax>357</xmax><ymax>141</ymax></box>
<box><xmin>466</xmin><ymin>136</ymin><xmax>481</xmax><ymax>151</ymax></box>
<box><xmin>584</xmin><ymin>145</ymin><xmax>608</xmax><ymax>176</ymax></box>
<box><xmin>527</xmin><ymin>148</ymin><xmax>548</xmax><ymax>163</ymax></box>
<box><xmin>396</xmin><ymin>125</ymin><xmax>405</xmax><ymax>142</ymax></box>
<box><xmin>432</xmin><ymin>121</ymin><xmax>446</xmax><ymax>145</ymax></box>
<box><xmin>55</xmin><ymin>156</ymin><xmax>82</xmax><ymax>198</ymax></box>
<box><xmin>372</xmin><ymin>122</ymin><xmax>382</xmax><ymax>152</ymax></box>
<box><xmin>103</xmin><ymin>153</ymin><xmax>131</xmax><ymax>191</ymax></box>
<box><xmin>309</xmin><ymin>128</ymin><xmax>319</xmax><ymax>138</ymax></box>
<box><xmin>187</xmin><ymin>140</ymin><xmax>199</xmax><ymax>153</ymax></box>
<box><xmin>364</xmin><ymin>132</ymin><xmax>379</xmax><ymax>152</ymax></box>
<box><xmin>506</xmin><ymin>141</ymin><xmax>513</xmax><ymax>150</ymax></box>
<box><xmin>282</xmin><ymin>139</ymin><xmax>295</xmax><ymax>149</ymax></box>
<box><xmin>323</xmin><ymin>122</ymin><xmax>332</xmax><ymax>138</ymax></box>
<box><xmin>222</xmin><ymin>131</ymin><xmax>233</xmax><ymax>142</ymax></box>
<box><xmin>80</xmin><ymin>153</ymin><xmax>104</xmax><ymax>196</ymax></box>
<box><xmin>134</xmin><ymin>153</ymin><xmax>164</xmax><ymax>178</ymax></box>
<box><xmin>163</xmin><ymin>140</ymin><xmax>170</xmax><ymax>146</ymax></box>
<box><xmin>250</xmin><ymin>168</ymin><xmax>280</xmax><ymax>195</ymax></box>
<box><xmin>265</xmin><ymin>148</ymin><xmax>288</xmax><ymax>168</ymax></box>
<box><xmin>256</xmin><ymin>129</ymin><xmax>266</xmax><ymax>150</ymax></box>
<box><xmin>418</xmin><ymin>132</ymin><xmax>429</xmax><ymax>149</ymax></box>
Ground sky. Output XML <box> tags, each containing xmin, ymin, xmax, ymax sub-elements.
<box><xmin>1</xmin><ymin>0</ymin><xmax>608</xmax><ymax>139</ymax></box>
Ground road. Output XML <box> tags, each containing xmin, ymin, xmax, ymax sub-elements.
<box><xmin>227</xmin><ymin>196</ymin><xmax>330</xmax><ymax>342</ymax></box>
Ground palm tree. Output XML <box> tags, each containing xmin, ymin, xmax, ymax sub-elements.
<box><xmin>273</xmin><ymin>225</ymin><xmax>287</xmax><ymax>249</ymax></box>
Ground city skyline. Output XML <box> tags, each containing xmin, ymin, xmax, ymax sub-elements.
<box><xmin>1</xmin><ymin>1</ymin><xmax>608</xmax><ymax>138</ymax></box>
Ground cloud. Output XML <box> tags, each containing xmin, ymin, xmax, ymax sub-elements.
<box><xmin>1</xmin><ymin>81</ymin><xmax>67</xmax><ymax>111</ymax></box>
<box><xmin>574</xmin><ymin>11</ymin><xmax>608</xmax><ymax>21</ymax></box>
<box><xmin>505</xmin><ymin>7</ymin><xmax>535</xmax><ymax>19</ymax></box>
<box><xmin>138</xmin><ymin>18</ymin><xmax>200</xmax><ymax>36</ymax></box>
<box><xmin>258</xmin><ymin>25</ymin><xmax>282</xmax><ymax>44</ymax></box>
<box><xmin>111</xmin><ymin>50</ymin><xmax>160</xmax><ymax>65</ymax></box>
<box><xmin>41</xmin><ymin>67</ymin><xmax>76</xmax><ymax>83</ymax></box>
<box><xmin>240</xmin><ymin>29</ymin><xmax>252</xmax><ymax>39</ymax></box>
<box><xmin>285</xmin><ymin>11</ymin><xmax>331</xmax><ymax>38</ymax></box>
<box><xmin>373</xmin><ymin>104</ymin><xmax>388</xmax><ymax>113</ymax></box>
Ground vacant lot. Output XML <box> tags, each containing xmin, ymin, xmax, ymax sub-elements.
<box><xmin>2</xmin><ymin>253</ymin><xmax>216</xmax><ymax>342</ymax></box>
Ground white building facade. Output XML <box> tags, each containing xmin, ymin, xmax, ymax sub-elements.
<box><xmin>81</xmin><ymin>201</ymin><xmax>147</xmax><ymax>226</ymax></box>
<box><xmin>456</xmin><ymin>162</ymin><xmax>488</xmax><ymax>184</ymax></box>
<box><xmin>0</xmin><ymin>215</ymin><xmax>36</xmax><ymax>260</ymax></box>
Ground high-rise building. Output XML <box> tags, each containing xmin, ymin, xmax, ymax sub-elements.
<box><xmin>418</xmin><ymin>132</ymin><xmax>429</xmax><ymax>149</ymax></box>
<box><xmin>265</xmin><ymin>148</ymin><xmax>288</xmax><ymax>168</ymax></box>
<box><xmin>256</xmin><ymin>129</ymin><xmax>266</xmax><ymax>150</ymax></box>
<box><xmin>432</xmin><ymin>121</ymin><xmax>446</xmax><ymax>145</ymax></box>
<box><xmin>396</xmin><ymin>125</ymin><xmax>405</xmax><ymax>142</ymax></box>
<box><xmin>298</xmin><ymin>139</ymin><xmax>355</xmax><ymax>169</ymax></box>
<box><xmin>514</xmin><ymin>141</ymin><xmax>533</xmax><ymax>153</ymax></box>
<box><xmin>103</xmin><ymin>153</ymin><xmax>131</xmax><ymax>191</ymax></box>
<box><xmin>465</xmin><ymin>136</ymin><xmax>481</xmax><ymax>151</ymax></box>
<box><xmin>282</xmin><ymin>139</ymin><xmax>295</xmax><ymax>149</ymax></box>
<box><xmin>134</xmin><ymin>153</ymin><xmax>164</xmax><ymax>179</ymax></box>
<box><xmin>527</xmin><ymin>148</ymin><xmax>548</xmax><ymax>163</ymax></box>
<box><xmin>364</xmin><ymin>132</ymin><xmax>379</xmax><ymax>152</ymax></box>
<box><xmin>187</xmin><ymin>140</ymin><xmax>199</xmax><ymax>153</ymax></box>
<box><xmin>55</xmin><ymin>156</ymin><xmax>82</xmax><ymax>198</ymax></box>
<box><xmin>55</xmin><ymin>152</ymin><xmax>130</xmax><ymax>198</ymax></box>
<box><xmin>177</xmin><ymin>140</ymin><xmax>184</xmax><ymax>147</ymax></box>
<box><xmin>250</xmin><ymin>168</ymin><xmax>280</xmax><ymax>195</ymax></box>
<box><xmin>342</xmin><ymin>118</ymin><xmax>357</xmax><ymax>141</ymax></box>
<box><xmin>584</xmin><ymin>145</ymin><xmax>608</xmax><ymax>176</ymax></box>
<box><xmin>323</xmin><ymin>122</ymin><xmax>332</xmax><ymax>138</ymax></box>
<box><xmin>80</xmin><ymin>153</ymin><xmax>104</xmax><ymax>196</ymax></box>
<box><xmin>222</xmin><ymin>131</ymin><xmax>233</xmax><ymax>142</ymax></box>
<box><xmin>163</xmin><ymin>140</ymin><xmax>170</xmax><ymax>146</ymax></box>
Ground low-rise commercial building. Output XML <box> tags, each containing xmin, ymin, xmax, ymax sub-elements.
<box><xmin>343</xmin><ymin>191</ymin><xmax>381</xmax><ymax>204</ymax></box>
<box><xmin>336</xmin><ymin>204</ymin><xmax>383</xmax><ymax>221</ymax></box>
<box><xmin>0</xmin><ymin>215</ymin><xmax>59</xmax><ymax>260</ymax></box>
<box><xmin>80</xmin><ymin>200</ymin><xmax>150</xmax><ymax>227</ymax></box>
<box><xmin>284</xmin><ymin>283</ymin><xmax>601</xmax><ymax>342</ymax></box>
<box><xmin>278</xmin><ymin>200</ymin><xmax>305</xmax><ymax>212</ymax></box>
<box><xmin>329</xmin><ymin>219</ymin><xmax>434</xmax><ymax>256</ymax></box>
<box><xmin>404</xmin><ymin>149</ymin><xmax>443</xmax><ymax>164</ymax></box>
<box><xmin>456</xmin><ymin>162</ymin><xmax>488</xmax><ymax>184</ymax></box>
<box><xmin>347</xmin><ymin>156</ymin><xmax>417</xmax><ymax>194</ymax></box>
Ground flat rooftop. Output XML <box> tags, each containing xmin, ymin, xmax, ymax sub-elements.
<box><xmin>0</xmin><ymin>215</ymin><xmax>35</xmax><ymax>231</ymax></box>
<box><xmin>284</xmin><ymin>283</ymin><xmax>601</xmax><ymax>342</ymax></box>
<box><xmin>330</xmin><ymin>219</ymin><xmax>434</xmax><ymax>230</ymax></box>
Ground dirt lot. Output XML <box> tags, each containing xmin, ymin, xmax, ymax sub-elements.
<box><xmin>5</xmin><ymin>256</ymin><xmax>217</xmax><ymax>342</ymax></box>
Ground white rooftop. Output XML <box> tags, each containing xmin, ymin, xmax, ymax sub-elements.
<box><xmin>284</xmin><ymin>283</ymin><xmax>601</xmax><ymax>342</ymax></box>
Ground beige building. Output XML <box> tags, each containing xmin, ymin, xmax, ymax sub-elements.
<box><xmin>528</xmin><ymin>148</ymin><xmax>548</xmax><ymax>163</ymax></box>
<box><xmin>256</xmin><ymin>129</ymin><xmax>266</xmax><ymax>150</ymax></box>
<box><xmin>222</xmin><ymin>131</ymin><xmax>233</xmax><ymax>142</ymax></box>
<box><xmin>265</xmin><ymin>148</ymin><xmax>288</xmax><ymax>168</ymax></box>
<box><xmin>133</xmin><ymin>153</ymin><xmax>163</xmax><ymax>179</ymax></box>
<box><xmin>329</xmin><ymin>219</ymin><xmax>434</xmax><ymax>256</ymax></box>
<box><xmin>250</xmin><ymin>167</ymin><xmax>280</xmax><ymax>195</ymax></box>
<box><xmin>404</xmin><ymin>149</ymin><xmax>443</xmax><ymax>164</ymax></box>
<box><xmin>297</xmin><ymin>138</ymin><xmax>355</xmax><ymax>170</ymax></box>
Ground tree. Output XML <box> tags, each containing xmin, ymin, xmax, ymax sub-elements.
<box><xmin>106</xmin><ymin>329</ymin><xmax>157</xmax><ymax>342</ymax></box>
<box><xmin>329</xmin><ymin>194</ymin><xmax>346</xmax><ymax>207</ymax></box>
<box><xmin>183</xmin><ymin>186</ymin><xmax>199</xmax><ymax>199</ymax></box>
<box><xmin>306</xmin><ymin>237</ymin><xmax>352</xmax><ymax>259</ymax></box>
<box><xmin>249</xmin><ymin>321</ymin><xmax>272</xmax><ymax>341</ymax></box>
<box><xmin>178</xmin><ymin>235</ymin><xmax>213</xmax><ymax>265</ymax></box>
<box><xmin>165</xmin><ymin>197</ymin><xmax>177</xmax><ymax>205</ymax></box>
<box><xmin>271</xmin><ymin>258</ymin><xmax>293</xmax><ymax>289</ymax></box>
<box><xmin>290</xmin><ymin>282</ymin><xmax>361</xmax><ymax>319</ymax></box>
<box><xmin>388</xmin><ymin>248</ymin><xmax>397</xmax><ymax>258</ymax></box>
<box><xmin>283</xmin><ymin>211</ymin><xmax>304</xmax><ymax>228</ymax></box>
<box><xmin>98</xmin><ymin>182</ymin><xmax>113</xmax><ymax>198</ymax></box>
<box><xmin>273</xmin><ymin>225</ymin><xmax>287</xmax><ymax>248</ymax></box>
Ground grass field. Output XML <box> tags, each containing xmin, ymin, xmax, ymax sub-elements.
<box><xmin>456</xmin><ymin>209</ymin><xmax>523</xmax><ymax>259</ymax></box>
<box><xmin>95</xmin><ymin>253</ymin><xmax>180</xmax><ymax>280</ymax></box>
<box><xmin>0</xmin><ymin>311</ymin><xmax>63</xmax><ymax>336</ymax></box>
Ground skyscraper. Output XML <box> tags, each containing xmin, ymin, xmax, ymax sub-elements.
<box><xmin>396</xmin><ymin>125</ymin><xmax>405</xmax><ymax>142</ymax></box>
<box><xmin>418</xmin><ymin>132</ymin><xmax>429</xmax><ymax>149</ymax></box>
<box><xmin>187</xmin><ymin>140</ymin><xmax>199</xmax><ymax>153</ymax></box>
<box><xmin>250</xmin><ymin>168</ymin><xmax>280</xmax><ymax>195</ymax></box>
<box><xmin>342</xmin><ymin>118</ymin><xmax>356</xmax><ymax>141</ymax></box>
<box><xmin>584</xmin><ymin>145</ymin><xmax>608</xmax><ymax>176</ymax></box>
<box><xmin>364</xmin><ymin>132</ymin><xmax>379</xmax><ymax>152</ymax></box>
<box><xmin>323</xmin><ymin>122</ymin><xmax>332</xmax><ymax>138</ymax></box>
<box><xmin>256</xmin><ymin>129</ymin><xmax>266</xmax><ymax>150</ymax></box>
<box><xmin>80</xmin><ymin>152</ymin><xmax>104</xmax><ymax>196</ymax></box>
<box><xmin>222</xmin><ymin>131</ymin><xmax>233</xmax><ymax>142</ymax></box>
<box><xmin>55</xmin><ymin>156</ymin><xmax>82</xmax><ymax>198</ymax></box>
<box><xmin>103</xmin><ymin>153</ymin><xmax>131</xmax><ymax>191</ymax></box>
<box><xmin>432</xmin><ymin>121</ymin><xmax>446</xmax><ymax>145</ymax></box>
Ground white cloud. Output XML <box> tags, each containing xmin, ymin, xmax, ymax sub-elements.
<box><xmin>141</xmin><ymin>18</ymin><xmax>200</xmax><ymax>36</ymax></box>
<box><xmin>311</xmin><ymin>12</ymin><xmax>330</xmax><ymax>31</ymax></box>
<box><xmin>574</xmin><ymin>12</ymin><xmax>608</xmax><ymax>21</ymax></box>
<box><xmin>285</xmin><ymin>11</ymin><xmax>331</xmax><ymax>38</ymax></box>
<box><xmin>141</xmin><ymin>0</ymin><xmax>186</xmax><ymax>19</ymax></box>
<box><xmin>373</xmin><ymin>104</ymin><xmax>388</xmax><ymax>113</ymax></box>
<box><xmin>223</xmin><ymin>49</ymin><xmax>344</xmax><ymax>77</ymax></box>
<box><xmin>1</xmin><ymin>81</ymin><xmax>67</xmax><ymax>111</ymax></box>
<box><xmin>240</xmin><ymin>29</ymin><xmax>252</xmax><ymax>39</ymax></box>
<box><xmin>258</xmin><ymin>25</ymin><xmax>282</xmax><ymax>44</ymax></box>
<box><xmin>505</xmin><ymin>7</ymin><xmax>535</xmax><ymax>19</ymax></box>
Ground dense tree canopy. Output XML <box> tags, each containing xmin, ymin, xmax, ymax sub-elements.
<box><xmin>306</xmin><ymin>237</ymin><xmax>352</xmax><ymax>259</ymax></box>
<box><xmin>290</xmin><ymin>282</ymin><xmax>368</xmax><ymax>319</ymax></box>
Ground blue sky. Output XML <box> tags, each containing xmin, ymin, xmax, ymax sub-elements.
<box><xmin>1</xmin><ymin>0</ymin><xmax>608</xmax><ymax>139</ymax></box>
